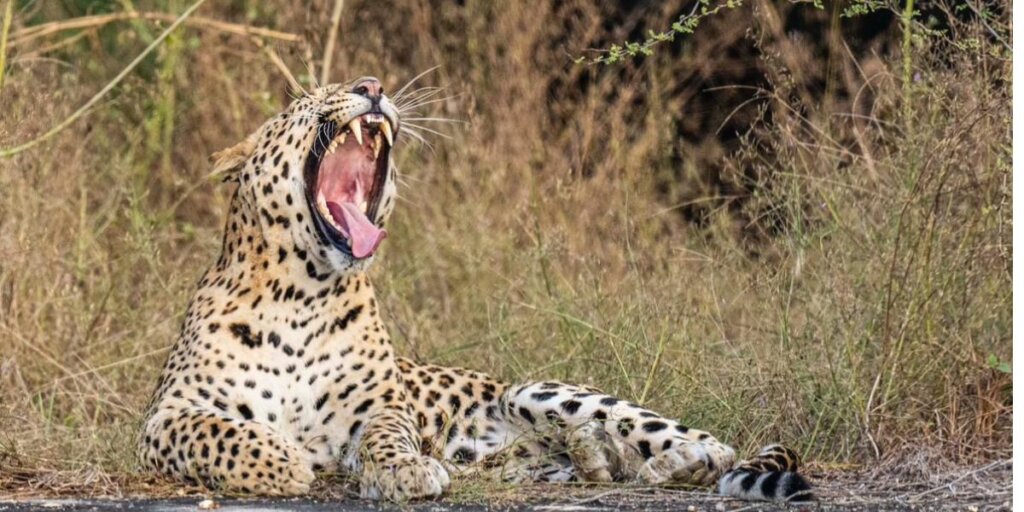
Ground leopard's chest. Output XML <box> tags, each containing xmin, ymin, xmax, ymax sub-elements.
<box><xmin>179</xmin><ymin>282</ymin><xmax>399</xmax><ymax>467</ymax></box>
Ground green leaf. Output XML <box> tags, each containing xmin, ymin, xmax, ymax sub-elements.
<box><xmin>987</xmin><ymin>354</ymin><xmax>1011</xmax><ymax>374</ymax></box>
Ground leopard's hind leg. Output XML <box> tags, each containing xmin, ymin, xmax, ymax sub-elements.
<box><xmin>500</xmin><ymin>381</ymin><xmax>736</xmax><ymax>486</ymax></box>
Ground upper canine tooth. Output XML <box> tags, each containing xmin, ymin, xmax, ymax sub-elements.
<box><xmin>349</xmin><ymin>119</ymin><xmax>363</xmax><ymax>146</ymax></box>
<box><xmin>380</xmin><ymin>122</ymin><xmax>394</xmax><ymax>147</ymax></box>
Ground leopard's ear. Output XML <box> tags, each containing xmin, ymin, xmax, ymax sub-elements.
<box><xmin>210</xmin><ymin>132</ymin><xmax>258</xmax><ymax>182</ymax></box>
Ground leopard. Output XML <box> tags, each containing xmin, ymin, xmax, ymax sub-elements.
<box><xmin>138</xmin><ymin>76</ymin><xmax>813</xmax><ymax>503</ymax></box>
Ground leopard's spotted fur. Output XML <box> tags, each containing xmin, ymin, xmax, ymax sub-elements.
<box><xmin>139</xmin><ymin>77</ymin><xmax>812</xmax><ymax>502</ymax></box>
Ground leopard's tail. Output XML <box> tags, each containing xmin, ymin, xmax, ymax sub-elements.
<box><xmin>717</xmin><ymin>444</ymin><xmax>814</xmax><ymax>502</ymax></box>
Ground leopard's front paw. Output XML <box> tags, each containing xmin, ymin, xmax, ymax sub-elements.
<box><xmin>638</xmin><ymin>439</ymin><xmax>735</xmax><ymax>487</ymax></box>
<box><xmin>360</xmin><ymin>455</ymin><xmax>450</xmax><ymax>501</ymax></box>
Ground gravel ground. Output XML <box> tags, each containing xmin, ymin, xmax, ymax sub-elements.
<box><xmin>0</xmin><ymin>461</ymin><xmax>1011</xmax><ymax>512</ymax></box>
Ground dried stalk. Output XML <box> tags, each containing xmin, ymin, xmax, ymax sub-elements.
<box><xmin>320</xmin><ymin>0</ymin><xmax>345</xmax><ymax>85</ymax></box>
<box><xmin>0</xmin><ymin>0</ymin><xmax>209</xmax><ymax>159</ymax></box>
<box><xmin>0</xmin><ymin>0</ymin><xmax>13</xmax><ymax>91</ymax></box>
<box><xmin>10</xmin><ymin>10</ymin><xmax>300</xmax><ymax>48</ymax></box>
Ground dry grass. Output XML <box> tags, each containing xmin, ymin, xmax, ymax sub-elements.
<box><xmin>0</xmin><ymin>0</ymin><xmax>1011</xmax><ymax>499</ymax></box>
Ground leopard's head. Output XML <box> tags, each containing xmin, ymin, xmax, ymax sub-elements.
<box><xmin>213</xmin><ymin>77</ymin><xmax>400</xmax><ymax>273</ymax></box>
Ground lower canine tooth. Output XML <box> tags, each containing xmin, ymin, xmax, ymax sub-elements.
<box><xmin>317</xmin><ymin>193</ymin><xmax>330</xmax><ymax>216</ymax></box>
<box><xmin>373</xmin><ymin>134</ymin><xmax>382</xmax><ymax>159</ymax></box>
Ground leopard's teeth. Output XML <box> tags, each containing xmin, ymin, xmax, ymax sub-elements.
<box><xmin>348</xmin><ymin>119</ymin><xmax>363</xmax><ymax>146</ymax></box>
<box><xmin>335</xmin><ymin>131</ymin><xmax>347</xmax><ymax>146</ymax></box>
<box><xmin>359</xmin><ymin>200</ymin><xmax>368</xmax><ymax>213</ymax></box>
<box><xmin>373</xmin><ymin>134</ymin><xmax>382</xmax><ymax>159</ymax></box>
<box><xmin>380</xmin><ymin>121</ymin><xmax>394</xmax><ymax>147</ymax></box>
<box><xmin>316</xmin><ymin>192</ymin><xmax>330</xmax><ymax>217</ymax></box>
<box><xmin>326</xmin><ymin>139</ymin><xmax>338</xmax><ymax>154</ymax></box>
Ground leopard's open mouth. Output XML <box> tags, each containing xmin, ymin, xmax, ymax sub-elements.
<box><xmin>304</xmin><ymin>113</ymin><xmax>394</xmax><ymax>259</ymax></box>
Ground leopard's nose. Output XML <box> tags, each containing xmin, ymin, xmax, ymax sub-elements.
<box><xmin>352</xmin><ymin>78</ymin><xmax>383</xmax><ymax>100</ymax></box>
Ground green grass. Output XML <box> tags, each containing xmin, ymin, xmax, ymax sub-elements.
<box><xmin>0</xmin><ymin>0</ymin><xmax>1011</xmax><ymax>498</ymax></box>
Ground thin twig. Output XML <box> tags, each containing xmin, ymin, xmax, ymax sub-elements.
<box><xmin>252</xmin><ymin>36</ymin><xmax>304</xmax><ymax>95</ymax></box>
<box><xmin>320</xmin><ymin>0</ymin><xmax>344</xmax><ymax>85</ymax></box>
<box><xmin>907</xmin><ymin>459</ymin><xmax>1011</xmax><ymax>501</ymax></box>
<box><xmin>0</xmin><ymin>0</ymin><xmax>13</xmax><ymax>91</ymax></box>
<box><xmin>963</xmin><ymin>0</ymin><xmax>1011</xmax><ymax>53</ymax></box>
<box><xmin>0</xmin><ymin>0</ymin><xmax>209</xmax><ymax>159</ymax></box>
<box><xmin>9</xmin><ymin>10</ymin><xmax>300</xmax><ymax>47</ymax></box>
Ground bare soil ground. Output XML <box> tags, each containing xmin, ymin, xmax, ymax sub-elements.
<box><xmin>0</xmin><ymin>462</ymin><xmax>1010</xmax><ymax>512</ymax></box>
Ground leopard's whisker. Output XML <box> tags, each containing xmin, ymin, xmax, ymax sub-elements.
<box><xmin>402</xmin><ymin>117</ymin><xmax>464</xmax><ymax>124</ymax></box>
<box><xmin>402</xmin><ymin>122</ymin><xmax>452</xmax><ymax>140</ymax></box>
<box><xmin>392</xmin><ymin>66</ymin><xmax>442</xmax><ymax>101</ymax></box>
<box><xmin>395</xmin><ymin>86</ymin><xmax>445</xmax><ymax>104</ymax></box>
<box><xmin>396</xmin><ymin>90</ymin><xmax>446</xmax><ymax>106</ymax></box>
<box><xmin>399</xmin><ymin>127</ymin><xmax>436</xmax><ymax>153</ymax></box>
<box><xmin>396</xmin><ymin>96</ymin><xmax>458</xmax><ymax>114</ymax></box>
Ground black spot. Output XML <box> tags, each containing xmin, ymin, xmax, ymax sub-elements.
<box><xmin>337</xmin><ymin>383</ymin><xmax>358</xmax><ymax>400</ymax></box>
<box><xmin>452</xmin><ymin>448</ymin><xmax>477</xmax><ymax>463</ymax></box>
<box><xmin>268</xmin><ymin>332</ymin><xmax>281</xmax><ymax>348</ymax></box>
<box><xmin>530</xmin><ymin>391</ymin><xmax>558</xmax><ymax>401</ymax></box>
<box><xmin>637</xmin><ymin>440</ymin><xmax>653</xmax><ymax>459</ymax></box>
<box><xmin>331</xmin><ymin>305</ymin><xmax>364</xmax><ymax>333</ymax></box>
<box><xmin>315</xmin><ymin>393</ymin><xmax>329</xmax><ymax>411</ymax></box>
<box><xmin>599</xmin><ymin>397</ymin><xmax>619</xmax><ymax>406</ymax></box>
<box><xmin>229</xmin><ymin>323</ymin><xmax>262</xmax><ymax>348</ymax></box>
<box><xmin>353</xmin><ymin>399</ymin><xmax>374</xmax><ymax>414</ymax></box>
<box><xmin>237</xmin><ymin>404</ymin><xmax>254</xmax><ymax>420</ymax></box>
<box><xmin>560</xmin><ymin>400</ymin><xmax>582</xmax><ymax>415</ymax></box>
<box><xmin>617</xmin><ymin>418</ymin><xmax>634</xmax><ymax>437</ymax></box>
<box><xmin>642</xmin><ymin>420</ymin><xmax>668</xmax><ymax>432</ymax></box>
<box><xmin>518</xmin><ymin>407</ymin><xmax>535</xmax><ymax>424</ymax></box>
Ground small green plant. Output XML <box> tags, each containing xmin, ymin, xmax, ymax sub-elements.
<box><xmin>987</xmin><ymin>354</ymin><xmax>1011</xmax><ymax>375</ymax></box>
<box><xmin>574</xmin><ymin>0</ymin><xmax>745</xmax><ymax>65</ymax></box>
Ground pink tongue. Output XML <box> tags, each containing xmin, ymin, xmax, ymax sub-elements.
<box><xmin>325</xmin><ymin>201</ymin><xmax>387</xmax><ymax>259</ymax></box>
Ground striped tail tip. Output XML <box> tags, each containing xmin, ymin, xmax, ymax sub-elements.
<box><xmin>718</xmin><ymin>469</ymin><xmax>814</xmax><ymax>502</ymax></box>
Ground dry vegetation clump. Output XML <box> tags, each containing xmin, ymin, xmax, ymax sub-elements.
<box><xmin>0</xmin><ymin>0</ymin><xmax>1011</xmax><ymax>498</ymax></box>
